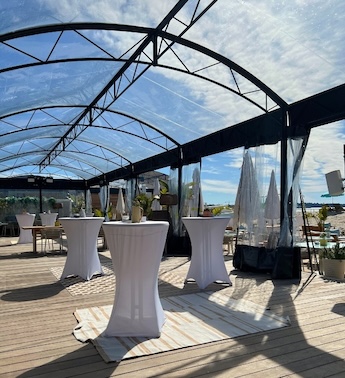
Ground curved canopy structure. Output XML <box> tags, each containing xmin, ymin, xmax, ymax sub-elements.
<box><xmin>0</xmin><ymin>0</ymin><xmax>344</xmax><ymax>188</ymax></box>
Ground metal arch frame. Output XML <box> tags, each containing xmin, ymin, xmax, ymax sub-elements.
<box><xmin>0</xmin><ymin>161</ymin><xmax>99</xmax><ymax>180</ymax></box>
<box><xmin>37</xmin><ymin>20</ymin><xmax>287</xmax><ymax>169</ymax></box>
<box><xmin>0</xmin><ymin>106</ymin><xmax>181</xmax><ymax>174</ymax></box>
<box><xmin>0</xmin><ymin>129</ymin><xmax>177</xmax><ymax>181</ymax></box>
<box><xmin>0</xmin><ymin>148</ymin><xmax>121</xmax><ymax>176</ymax></box>
<box><xmin>0</xmin><ymin>55</ymin><xmax>278</xmax><ymax>115</ymax></box>
<box><xmin>0</xmin><ymin>105</ymin><xmax>180</xmax><ymax>149</ymax></box>
<box><xmin>0</xmin><ymin>117</ymin><xmax>176</xmax><ymax>156</ymax></box>
<box><xmin>0</xmin><ymin>22</ymin><xmax>286</xmax><ymax>107</ymax></box>
<box><xmin>0</xmin><ymin>18</ymin><xmax>287</xmax><ymax>174</ymax></box>
<box><xmin>1</xmin><ymin>33</ymin><xmax>284</xmax><ymax>114</ymax></box>
<box><xmin>37</xmin><ymin>0</ymin><xmax>217</xmax><ymax>169</ymax></box>
<box><xmin>0</xmin><ymin>0</ymin><xmax>292</xmax><ymax>214</ymax></box>
<box><xmin>78</xmin><ymin>107</ymin><xmax>181</xmax><ymax>148</ymax></box>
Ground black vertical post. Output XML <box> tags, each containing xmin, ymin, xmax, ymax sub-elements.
<box><xmin>280</xmin><ymin>110</ymin><xmax>287</xmax><ymax>223</ymax></box>
<box><xmin>177</xmin><ymin>146</ymin><xmax>183</xmax><ymax>236</ymax></box>
<box><xmin>39</xmin><ymin>183</ymin><xmax>43</xmax><ymax>213</ymax></box>
<box><xmin>343</xmin><ymin>144</ymin><xmax>345</xmax><ymax>177</ymax></box>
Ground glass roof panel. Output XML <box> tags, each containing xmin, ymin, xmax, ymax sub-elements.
<box><xmin>78</xmin><ymin>125</ymin><xmax>169</xmax><ymax>163</ymax></box>
<box><xmin>0</xmin><ymin>60</ymin><xmax>121</xmax><ymax>117</ymax></box>
<box><xmin>0</xmin><ymin>0</ymin><xmax>343</xmax><ymax>183</ymax></box>
<box><xmin>0</xmin><ymin>127</ymin><xmax>69</xmax><ymax>148</ymax></box>
<box><xmin>92</xmin><ymin>111</ymin><xmax>177</xmax><ymax>150</ymax></box>
<box><xmin>0</xmin><ymin>0</ymin><xmax>180</xmax><ymax>34</ymax></box>
<box><xmin>111</xmin><ymin>67</ymin><xmax>262</xmax><ymax>145</ymax></box>
<box><xmin>185</xmin><ymin>0</ymin><xmax>345</xmax><ymax>103</ymax></box>
<box><xmin>61</xmin><ymin>144</ymin><xmax>124</xmax><ymax>170</ymax></box>
<box><xmin>0</xmin><ymin>108</ymin><xmax>83</xmax><ymax>131</ymax></box>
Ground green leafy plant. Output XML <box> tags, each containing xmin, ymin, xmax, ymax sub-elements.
<box><xmin>133</xmin><ymin>193</ymin><xmax>154</xmax><ymax>216</ymax></box>
<box><xmin>159</xmin><ymin>180</ymin><xmax>169</xmax><ymax>194</ymax></box>
<box><xmin>66</xmin><ymin>193</ymin><xmax>85</xmax><ymax>213</ymax></box>
<box><xmin>307</xmin><ymin>205</ymin><xmax>328</xmax><ymax>230</ymax></box>
<box><xmin>211</xmin><ymin>205</ymin><xmax>231</xmax><ymax>216</ymax></box>
<box><xmin>319</xmin><ymin>243</ymin><xmax>345</xmax><ymax>260</ymax></box>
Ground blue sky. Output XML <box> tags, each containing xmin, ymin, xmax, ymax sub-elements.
<box><xmin>198</xmin><ymin>121</ymin><xmax>345</xmax><ymax>206</ymax></box>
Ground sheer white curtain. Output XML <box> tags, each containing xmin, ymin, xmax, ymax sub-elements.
<box><xmin>233</xmin><ymin>149</ymin><xmax>264</xmax><ymax>246</ymax></box>
<box><xmin>169</xmin><ymin>167</ymin><xmax>179</xmax><ymax>235</ymax></box>
<box><xmin>279</xmin><ymin>136</ymin><xmax>308</xmax><ymax>247</ymax></box>
<box><xmin>125</xmin><ymin>178</ymin><xmax>136</xmax><ymax>215</ymax></box>
<box><xmin>99</xmin><ymin>185</ymin><xmax>110</xmax><ymax>221</ymax></box>
<box><xmin>190</xmin><ymin>167</ymin><xmax>201</xmax><ymax>217</ymax></box>
<box><xmin>85</xmin><ymin>189</ymin><xmax>93</xmax><ymax>216</ymax></box>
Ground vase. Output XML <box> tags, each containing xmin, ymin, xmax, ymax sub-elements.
<box><xmin>322</xmin><ymin>258</ymin><xmax>345</xmax><ymax>280</ymax></box>
<box><xmin>132</xmin><ymin>206</ymin><xmax>143</xmax><ymax>223</ymax></box>
<box><xmin>319</xmin><ymin>237</ymin><xmax>327</xmax><ymax>247</ymax></box>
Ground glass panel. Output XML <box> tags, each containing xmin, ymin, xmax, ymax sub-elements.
<box><xmin>112</xmin><ymin>68</ymin><xmax>261</xmax><ymax>145</ymax></box>
<box><xmin>0</xmin><ymin>61</ymin><xmax>121</xmax><ymax>116</ymax></box>
<box><xmin>184</xmin><ymin>0</ymin><xmax>345</xmax><ymax>102</ymax></box>
<box><xmin>0</xmin><ymin>1</ymin><xmax>180</xmax><ymax>34</ymax></box>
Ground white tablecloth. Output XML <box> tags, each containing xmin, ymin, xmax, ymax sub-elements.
<box><xmin>16</xmin><ymin>213</ymin><xmax>36</xmax><ymax>244</ymax></box>
<box><xmin>60</xmin><ymin>217</ymin><xmax>104</xmax><ymax>280</ymax></box>
<box><xmin>102</xmin><ymin>221</ymin><xmax>169</xmax><ymax>337</ymax></box>
<box><xmin>295</xmin><ymin>241</ymin><xmax>345</xmax><ymax>250</ymax></box>
<box><xmin>40</xmin><ymin>213</ymin><xmax>58</xmax><ymax>226</ymax></box>
<box><xmin>182</xmin><ymin>216</ymin><xmax>231</xmax><ymax>289</ymax></box>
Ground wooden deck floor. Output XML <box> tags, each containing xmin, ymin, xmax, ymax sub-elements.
<box><xmin>1</xmin><ymin>237</ymin><xmax>345</xmax><ymax>378</ymax></box>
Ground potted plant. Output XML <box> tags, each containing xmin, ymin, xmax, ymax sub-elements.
<box><xmin>319</xmin><ymin>232</ymin><xmax>328</xmax><ymax>247</ymax></box>
<box><xmin>158</xmin><ymin>180</ymin><xmax>178</xmax><ymax>208</ymax></box>
<box><xmin>133</xmin><ymin>193</ymin><xmax>154</xmax><ymax>218</ymax></box>
<box><xmin>319</xmin><ymin>243</ymin><xmax>345</xmax><ymax>280</ymax></box>
<box><xmin>313</xmin><ymin>205</ymin><xmax>328</xmax><ymax>231</ymax></box>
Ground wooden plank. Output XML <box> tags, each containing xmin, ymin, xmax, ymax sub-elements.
<box><xmin>1</xmin><ymin>238</ymin><xmax>345</xmax><ymax>378</ymax></box>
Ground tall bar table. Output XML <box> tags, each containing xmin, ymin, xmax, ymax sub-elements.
<box><xmin>16</xmin><ymin>213</ymin><xmax>36</xmax><ymax>244</ymax></box>
<box><xmin>40</xmin><ymin>212</ymin><xmax>58</xmax><ymax>226</ymax></box>
<box><xmin>60</xmin><ymin>217</ymin><xmax>104</xmax><ymax>280</ymax></box>
<box><xmin>102</xmin><ymin>221</ymin><xmax>169</xmax><ymax>337</ymax></box>
<box><xmin>182</xmin><ymin>216</ymin><xmax>232</xmax><ymax>289</ymax></box>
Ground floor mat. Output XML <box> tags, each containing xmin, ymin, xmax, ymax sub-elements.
<box><xmin>73</xmin><ymin>291</ymin><xmax>290</xmax><ymax>362</ymax></box>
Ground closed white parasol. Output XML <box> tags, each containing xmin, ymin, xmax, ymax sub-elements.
<box><xmin>116</xmin><ymin>188</ymin><xmax>126</xmax><ymax>216</ymax></box>
<box><xmin>151</xmin><ymin>178</ymin><xmax>161</xmax><ymax>211</ymax></box>
<box><xmin>233</xmin><ymin>151</ymin><xmax>261</xmax><ymax>243</ymax></box>
<box><xmin>264</xmin><ymin>170</ymin><xmax>280</xmax><ymax>248</ymax></box>
<box><xmin>265</xmin><ymin>170</ymin><xmax>280</xmax><ymax>226</ymax></box>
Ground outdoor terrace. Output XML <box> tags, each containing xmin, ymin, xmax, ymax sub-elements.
<box><xmin>1</xmin><ymin>237</ymin><xmax>345</xmax><ymax>377</ymax></box>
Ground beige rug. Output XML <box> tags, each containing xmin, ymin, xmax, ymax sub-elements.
<box><xmin>73</xmin><ymin>291</ymin><xmax>290</xmax><ymax>362</ymax></box>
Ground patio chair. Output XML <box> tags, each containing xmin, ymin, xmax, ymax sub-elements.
<box><xmin>223</xmin><ymin>228</ymin><xmax>235</xmax><ymax>255</ymax></box>
<box><xmin>98</xmin><ymin>226</ymin><xmax>107</xmax><ymax>250</ymax></box>
<box><xmin>41</xmin><ymin>228</ymin><xmax>63</xmax><ymax>253</ymax></box>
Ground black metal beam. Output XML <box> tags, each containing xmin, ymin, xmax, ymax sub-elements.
<box><xmin>0</xmin><ymin>177</ymin><xmax>85</xmax><ymax>190</ymax></box>
<box><xmin>289</xmin><ymin>83</ymin><xmax>345</xmax><ymax>130</ymax></box>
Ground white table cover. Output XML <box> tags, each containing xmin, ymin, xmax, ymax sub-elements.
<box><xmin>16</xmin><ymin>213</ymin><xmax>36</xmax><ymax>244</ymax></box>
<box><xmin>295</xmin><ymin>241</ymin><xmax>345</xmax><ymax>250</ymax></box>
<box><xmin>40</xmin><ymin>212</ymin><xmax>58</xmax><ymax>226</ymax></box>
<box><xmin>60</xmin><ymin>217</ymin><xmax>104</xmax><ymax>280</ymax></box>
<box><xmin>182</xmin><ymin>216</ymin><xmax>232</xmax><ymax>289</ymax></box>
<box><xmin>102</xmin><ymin>221</ymin><xmax>169</xmax><ymax>337</ymax></box>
